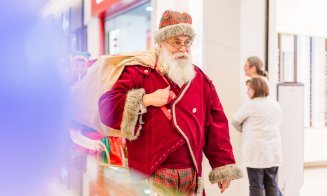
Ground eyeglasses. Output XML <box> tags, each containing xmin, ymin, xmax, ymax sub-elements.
<box><xmin>165</xmin><ymin>39</ymin><xmax>192</xmax><ymax>49</ymax></box>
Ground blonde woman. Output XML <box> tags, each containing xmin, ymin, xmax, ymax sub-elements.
<box><xmin>232</xmin><ymin>77</ymin><xmax>283</xmax><ymax>196</ymax></box>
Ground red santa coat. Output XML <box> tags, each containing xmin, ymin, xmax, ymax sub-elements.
<box><xmin>99</xmin><ymin>64</ymin><xmax>242</xmax><ymax>187</ymax></box>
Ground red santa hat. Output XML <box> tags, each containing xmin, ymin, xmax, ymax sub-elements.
<box><xmin>154</xmin><ymin>10</ymin><xmax>196</xmax><ymax>43</ymax></box>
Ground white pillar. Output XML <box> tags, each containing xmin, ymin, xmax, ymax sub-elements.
<box><xmin>84</xmin><ymin>0</ymin><xmax>100</xmax><ymax>58</ymax></box>
<box><xmin>202</xmin><ymin>0</ymin><xmax>242</xmax><ymax>195</ymax></box>
<box><xmin>268</xmin><ymin>0</ymin><xmax>279</xmax><ymax>99</ymax></box>
<box><xmin>278</xmin><ymin>83</ymin><xmax>304</xmax><ymax>196</ymax></box>
<box><xmin>240</xmin><ymin>0</ymin><xmax>267</xmax><ymax>102</ymax></box>
<box><xmin>86</xmin><ymin>18</ymin><xmax>101</xmax><ymax>58</ymax></box>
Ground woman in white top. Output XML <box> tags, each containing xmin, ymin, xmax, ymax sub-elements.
<box><xmin>232</xmin><ymin>77</ymin><xmax>283</xmax><ymax>196</ymax></box>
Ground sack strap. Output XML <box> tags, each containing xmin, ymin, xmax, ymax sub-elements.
<box><xmin>154</xmin><ymin>61</ymin><xmax>172</xmax><ymax>120</ymax></box>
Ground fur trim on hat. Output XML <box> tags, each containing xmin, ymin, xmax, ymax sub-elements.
<box><xmin>155</xmin><ymin>23</ymin><xmax>195</xmax><ymax>43</ymax></box>
<box><xmin>208</xmin><ymin>164</ymin><xmax>243</xmax><ymax>184</ymax></box>
<box><xmin>121</xmin><ymin>88</ymin><xmax>145</xmax><ymax>141</ymax></box>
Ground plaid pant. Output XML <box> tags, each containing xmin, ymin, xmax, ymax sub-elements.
<box><xmin>150</xmin><ymin>167</ymin><xmax>197</xmax><ymax>196</ymax></box>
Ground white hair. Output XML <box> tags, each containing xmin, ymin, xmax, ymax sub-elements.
<box><xmin>158</xmin><ymin>47</ymin><xmax>195</xmax><ymax>87</ymax></box>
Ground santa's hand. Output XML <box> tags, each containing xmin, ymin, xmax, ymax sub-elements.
<box><xmin>218</xmin><ymin>180</ymin><xmax>231</xmax><ymax>193</ymax></box>
<box><xmin>143</xmin><ymin>86</ymin><xmax>175</xmax><ymax>107</ymax></box>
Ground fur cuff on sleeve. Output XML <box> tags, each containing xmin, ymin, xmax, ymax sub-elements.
<box><xmin>121</xmin><ymin>88</ymin><xmax>145</xmax><ymax>141</ymax></box>
<box><xmin>209</xmin><ymin>164</ymin><xmax>243</xmax><ymax>184</ymax></box>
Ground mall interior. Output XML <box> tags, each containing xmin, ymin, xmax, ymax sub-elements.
<box><xmin>0</xmin><ymin>0</ymin><xmax>326</xmax><ymax>195</ymax></box>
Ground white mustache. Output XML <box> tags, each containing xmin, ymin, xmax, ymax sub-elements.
<box><xmin>174</xmin><ymin>52</ymin><xmax>189</xmax><ymax>58</ymax></box>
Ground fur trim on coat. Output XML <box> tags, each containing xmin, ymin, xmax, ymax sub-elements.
<box><xmin>208</xmin><ymin>164</ymin><xmax>243</xmax><ymax>184</ymax></box>
<box><xmin>121</xmin><ymin>88</ymin><xmax>145</xmax><ymax>140</ymax></box>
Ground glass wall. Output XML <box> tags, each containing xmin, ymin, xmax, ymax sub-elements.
<box><xmin>104</xmin><ymin>1</ymin><xmax>151</xmax><ymax>54</ymax></box>
<box><xmin>278</xmin><ymin>34</ymin><xmax>327</xmax><ymax>128</ymax></box>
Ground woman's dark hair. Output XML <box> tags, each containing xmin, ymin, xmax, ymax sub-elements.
<box><xmin>246</xmin><ymin>77</ymin><xmax>269</xmax><ymax>99</ymax></box>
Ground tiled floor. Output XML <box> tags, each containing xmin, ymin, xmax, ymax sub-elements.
<box><xmin>301</xmin><ymin>128</ymin><xmax>327</xmax><ymax>196</ymax></box>
<box><xmin>300</xmin><ymin>167</ymin><xmax>327</xmax><ymax>196</ymax></box>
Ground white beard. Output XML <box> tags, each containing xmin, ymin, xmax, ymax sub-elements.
<box><xmin>158</xmin><ymin>47</ymin><xmax>195</xmax><ymax>87</ymax></box>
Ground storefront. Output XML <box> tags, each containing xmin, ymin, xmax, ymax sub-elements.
<box><xmin>70</xmin><ymin>3</ymin><xmax>88</xmax><ymax>53</ymax></box>
<box><xmin>43</xmin><ymin>0</ymin><xmax>89</xmax><ymax>83</ymax></box>
<box><xmin>91</xmin><ymin>0</ymin><xmax>151</xmax><ymax>55</ymax></box>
